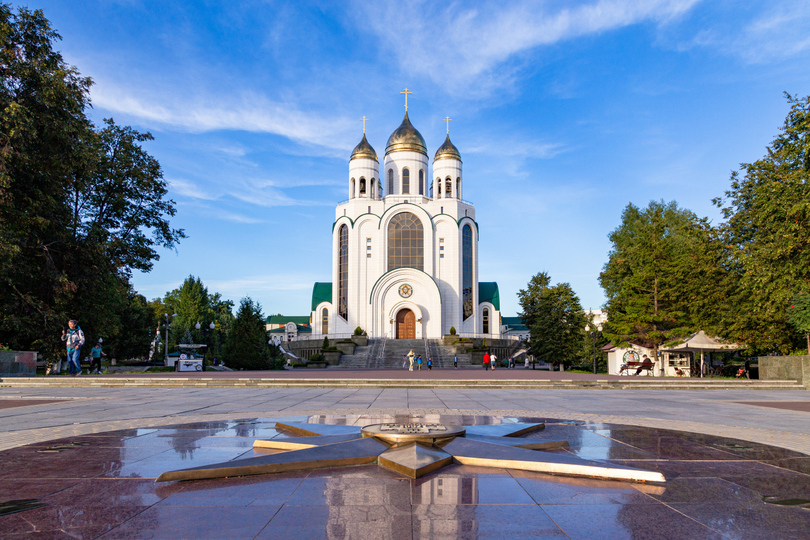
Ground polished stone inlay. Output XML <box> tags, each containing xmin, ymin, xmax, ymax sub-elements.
<box><xmin>157</xmin><ymin>421</ymin><xmax>664</xmax><ymax>484</ymax></box>
<box><xmin>2</xmin><ymin>415</ymin><xmax>809</xmax><ymax>538</ymax></box>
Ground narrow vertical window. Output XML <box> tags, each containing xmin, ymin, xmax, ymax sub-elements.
<box><xmin>456</xmin><ymin>177</ymin><xmax>461</xmax><ymax>199</ymax></box>
<box><xmin>350</xmin><ymin>178</ymin><xmax>355</xmax><ymax>199</ymax></box>
<box><xmin>370</xmin><ymin>178</ymin><xmax>375</xmax><ymax>199</ymax></box>
<box><xmin>322</xmin><ymin>308</ymin><xmax>328</xmax><ymax>335</ymax></box>
<box><xmin>359</xmin><ymin>177</ymin><xmax>366</xmax><ymax>195</ymax></box>
<box><xmin>419</xmin><ymin>170</ymin><xmax>424</xmax><ymax>195</ymax></box>
<box><xmin>462</xmin><ymin>224</ymin><xmax>473</xmax><ymax>320</ymax></box>
<box><xmin>445</xmin><ymin>178</ymin><xmax>452</xmax><ymax>199</ymax></box>
<box><xmin>402</xmin><ymin>168</ymin><xmax>410</xmax><ymax>194</ymax></box>
<box><xmin>388</xmin><ymin>169</ymin><xmax>394</xmax><ymax>196</ymax></box>
<box><xmin>338</xmin><ymin>225</ymin><xmax>348</xmax><ymax>320</ymax></box>
<box><xmin>483</xmin><ymin>308</ymin><xmax>489</xmax><ymax>334</ymax></box>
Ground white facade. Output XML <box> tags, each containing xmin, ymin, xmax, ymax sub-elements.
<box><xmin>311</xmin><ymin>110</ymin><xmax>500</xmax><ymax>339</ymax></box>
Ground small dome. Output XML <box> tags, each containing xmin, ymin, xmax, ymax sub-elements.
<box><xmin>350</xmin><ymin>133</ymin><xmax>378</xmax><ymax>161</ymax></box>
<box><xmin>385</xmin><ymin>111</ymin><xmax>427</xmax><ymax>156</ymax></box>
<box><xmin>433</xmin><ymin>134</ymin><xmax>461</xmax><ymax>162</ymax></box>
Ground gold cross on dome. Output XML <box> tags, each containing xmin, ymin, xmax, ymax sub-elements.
<box><xmin>400</xmin><ymin>87</ymin><xmax>412</xmax><ymax>110</ymax></box>
<box><xmin>360</xmin><ymin>116</ymin><xmax>368</xmax><ymax>133</ymax></box>
<box><xmin>444</xmin><ymin>116</ymin><xmax>452</xmax><ymax>134</ymax></box>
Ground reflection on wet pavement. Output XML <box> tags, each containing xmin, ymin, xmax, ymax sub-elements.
<box><xmin>0</xmin><ymin>415</ymin><xmax>808</xmax><ymax>538</ymax></box>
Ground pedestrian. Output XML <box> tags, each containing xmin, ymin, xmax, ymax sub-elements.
<box><xmin>427</xmin><ymin>357</ymin><xmax>432</xmax><ymax>370</ymax></box>
<box><xmin>402</xmin><ymin>355</ymin><xmax>407</xmax><ymax>369</ymax></box>
<box><xmin>61</xmin><ymin>320</ymin><xmax>85</xmax><ymax>376</ymax></box>
<box><xmin>90</xmin><ymin>341</ymin><xmax>106</xmax><ymax>374</ymax></box>
<box><xmin>416</xmin><ymin>355</ymin><xmax>423</xmax><ymax>370</ymax></box>
<box><xmin>483</xmin><ymin>351</ymin><xmax>490</xmax><ymax>371</ymax></box>
<box><xmin>407</xmin><ymin>349</ymin><xmax>415</xmax><ymax>371</ymax></box>
<box><xmin>491</xmin><ymin>354</ymin><xmax>497</xmax><ymax>370</ymax></box>
<box><xmin>453</xmin><ymin>355</ymin><xmax>458</xmax><ymax>369</ymax></box>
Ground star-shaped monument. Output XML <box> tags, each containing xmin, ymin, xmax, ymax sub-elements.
<box><xmin>156</xmin><ymin>421</ymin><xmax>665</xmax><ymax>483</ymax></box>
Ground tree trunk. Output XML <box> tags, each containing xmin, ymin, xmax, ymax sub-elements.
<box><xmin>806</xmin><ymin>332</ymin><xmax>809</xmax><ymax>355</ymax></box>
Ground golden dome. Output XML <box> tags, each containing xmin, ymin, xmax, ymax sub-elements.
<box><xmin>433</xmin><ymin>134</ymin><xmax>462</xmax><ymax>162</ymax></box>
<box><xmin>350</xmin><ymin>133</ymin><xmax>378</xmax><ymax>161</ymax></box>
<box><xmin>385</xmin><ymin>111</ymin><xmax>427</xmax><ymax>156</ymax></box>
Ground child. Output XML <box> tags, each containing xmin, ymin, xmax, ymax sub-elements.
<box><xmin>427</xmin><ymin>358</ymin><xmax>432</xmax><ymax>370</ymax></box>
<box><xmin>90</xmin><ymin>342</ymin><xmax>106</xmax><ymax>374</ymax></box>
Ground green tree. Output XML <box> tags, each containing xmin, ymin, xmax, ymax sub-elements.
<box><xmin>0</xmin><ymin>6</ymin><xmax>182</xmax><ymax>358</ymax></box>
<box><xmin>518</xmin><ymin>272</ymin><xmax>587</xmax><ymax>368</ymax></box>
<box><xmin>599</xmin><ymin>200</ymin><xmax>726</xmax><ymax>361</ymax></box>
<box><xmin>714</xmin><ymin>93</ymin><xmax>810</xmax><ymax>354</ymax></box>
<box><xmin>787</xmin><ymin>293</ymin><xmax>810</xmax><ymax>354</ymax></box>
<box><xmin>222</xmin><ymin>297</ymin><xmax>271</xmax><ymax>370</ymax></box>
<box><xmin>161</xmin><ymin>276</ymin><xmax>234</xmax><ymax>356</ymax></box>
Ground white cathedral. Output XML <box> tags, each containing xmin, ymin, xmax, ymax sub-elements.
<box><xmin>310</xmin><ymin>98</ymin><xmax>501</xmax><ymax>340</ymax></box>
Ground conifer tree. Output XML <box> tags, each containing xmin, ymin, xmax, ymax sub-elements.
<box><xmin>222</xmin><ymin>297</ymin><xmax>270</xmax><ymax>370</ymax></box>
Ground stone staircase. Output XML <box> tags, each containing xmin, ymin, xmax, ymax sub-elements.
<box><xmin>334</xmin><ymin>344</ymin><xmax>373</xmax><ymax>368</ymax></box>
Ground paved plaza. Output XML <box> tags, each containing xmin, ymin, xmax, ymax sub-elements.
<box><xmin>1</xmin><ymin>384</ymin><xmax>809</xmax><ymax>538</ymax></box>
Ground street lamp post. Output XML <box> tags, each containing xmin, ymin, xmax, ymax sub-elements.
<box><xmin>164</xmin><ymin>313</ymin><xmax>177</xmax><ymax>367</ymax></box>
<box><xmin>195</xmin><ymin>321</ymin><xmax>217</xmax><ymax>371</ymax></box>
<box><xmin>585</xmin><ymin>323</ymin><xmax>603</xmax><ymax>374</ymax></box>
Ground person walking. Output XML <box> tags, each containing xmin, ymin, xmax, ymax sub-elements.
<box><xmin>416</xmin><ymin>355</ymin><xmax>423</xmax><ymax>370</ymax></box>
<box><xmin>453</xmin><ymin>355</ymin><xmax>458</xmax><ymax>369</ymax></box>
<box><xmin>407</xmin><ymin>349</ymin><xmax>415</xmax><ymax>371</ymax></box>
<box><xmin>483</xmin><ymin>351</ymin><xmax>490</xmax><ymax>371</ymax></box>
<box><xmin>90</xmin><ymin>342</ymin><xmax>106</xmax><ymax>374</ymax></box>
<box><xmin>427</xmin><ymin>357</ymin><xmax>432</xmax><ymax>370</ymax></box>
<box><xmin>491</xmin><ymin>353</ymin><xmax>497</xmax><ymax>370</ymax></box>
<box><xmin>61</xmin><ymin>320</ymin><xmax>85</xmax><ymax>376</ymax></box>
<box><xmin>402</xmin><ymin>354</ymin><xmax>408</xmax><ymax>369</ymax></box>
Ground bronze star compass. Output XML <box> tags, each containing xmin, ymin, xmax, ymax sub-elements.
<box><xmin>156</xmin><ymin>421</ymin><xmax>665</xmax><ymax>483</ymax></box>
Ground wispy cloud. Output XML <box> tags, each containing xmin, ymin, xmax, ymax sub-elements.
<box><xmin>359</xmin><ymin>0</ymin><xmax>701</xmax><ymax>96</ymax></box>
<box><xmin>679</xmin><ymin>1</ymin><xmax>810</xmax><ymax>63</ymax></box>
<box><xmin>169</xmin><ymin>178</ymin><xmax>220</xmax><ymax>201</ymax></box>
<box><xmin>90</xmin><ymin>80</ymin><xmax>356</xmax><ymax>151</ymax></box>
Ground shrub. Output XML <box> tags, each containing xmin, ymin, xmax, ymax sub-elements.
<box><xmin>308</xmin><ymin>353</ymin><xmax>325</xmax><ymax>363</ymax></box>
<box><xmin>353</xmin><ymin>326</ymin><xmax>366</xmax><ymax>336</ymax></box>
<box><xmin>322</xmin><ymin>336</ymin><xmax>330</xmax><ymax>350</ymax></box>
<box><xmin>482</xmin><ymin>337</ymin><xmax>487</xmax><ymax>349</ymax></box>
<box><xmin>449</xmin><ymin>326</ymin><xmax>456</xmax><ymax>335</ymax></box>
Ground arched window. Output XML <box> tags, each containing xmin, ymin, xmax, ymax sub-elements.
<box><xmin>350</xmin><ymin>178</ymin><xmax>355</xmax><ymax>199</ymax></box>
<box><xmin>437</xmin><ymin>179</ymin><xmax>442</xmax><ymax>197</ymax></box>
<box><xmin>483</xmin><ymin>308</ymin><xmax>489</xmax><ymax>334</ymax></box>
<box><xmin>370</xmin><ymin>178</ymin><xmax>375</xmax><ymax>199</ymax></box>
<box><xmin>456</xmin><ymin>177</ymin><xmax>461</xmax><ymax>199</ymax></box>
<box><xmin>445</xmin><ymin>177</ymin><xmax>452</xmax><ymax>199</ymax></box>
<box><xmin>462</xmin><ymin>224</ymin><xmax>473</xmax><ymax>320</ymax></box>
<box><xmin>388</xmin><ymin>212</ymin><xmax>424</xmax><ymax>271</ymax></box>
<box><xmin>388</xmin><ymin>169</ymin><xmax>394</xmax><ymax>196</ymax></box>
<box><xmin>338</xmin><ymin>224</ymin><xmax>348</xmax><ymax>320</ymax></box>
<box><xmin>359</xmin><ymin>177</ymin><xmax>366</xmax><ymax>196</ymax></box>
<box><xmin>322</xmin><ymin>308</ymin><xmax>328</xmax><ymax>335</ymax></box>
<box><xmin>419</xmin><ymin>170</ymin><xmax>424</xmax><ymax>195</ymax></box>
<box><xmin>402</xmin><ymin>168</ymin><xmax>410</xmax><ymax>194</ymax></box>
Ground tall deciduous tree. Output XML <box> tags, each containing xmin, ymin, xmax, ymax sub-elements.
<box><xmin>599</xmin><ymin>200</ymin><xmax>727</xmax><ymax>361</ymax></box>
<box><xmin>518</xmin><ymin>272</ymin><xmax>587</xmax><ymax>368</ymax></box>
<box><xmin>714</xmin><ymin>93</ymin><xmax>810</xmax><ymax>354</ymax></box>
<box><xmin>787</xmin><ymin>293</ymin><xmax>810</xmax><ymax>355</ymax></box>
<box><xmin>0</xmin><ymin>5</ymin><xmax>183</xmax><ymax>358</ymax></box>
<box><xmin>222</xmin><ymin>297</ymin><xmax>271</xmax><ymax>370</ymax></box>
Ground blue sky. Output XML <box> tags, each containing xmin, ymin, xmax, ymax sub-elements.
<box><xmin>19</xmin><ymin>0</ymin><xmax>810</xmax><ymax>317</ymax></box>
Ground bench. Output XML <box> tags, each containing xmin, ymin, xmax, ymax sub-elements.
<box><xmin>619</xmin><ymin>361</ymin><xmax>655</xmax><ymax>376</ymax></box>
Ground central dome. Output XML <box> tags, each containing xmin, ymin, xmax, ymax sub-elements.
<box><xmin>385</xmin><ymin>111</ymin><xmax>427</xmax><ymax>156</ymax></box>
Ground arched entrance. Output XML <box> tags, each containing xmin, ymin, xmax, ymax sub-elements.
<box><xmin>396</xmin><ymin>309</ymin><xmax>416</xmax><ymax>339</ymax></box>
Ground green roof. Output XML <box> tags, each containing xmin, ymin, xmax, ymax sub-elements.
<box><xmin>478</xmin><ymin>282</ymin><xmax>500</xmax><ymax>311</ymax></box>
<box><xmin>502</xmin><ymin>316</ymin><xmax>528</xmax><ymax>331</ymax></box>
<box><xmin>266</xmin><ymin>315</ymin><xmax>310</xmax><ymax>325</ymax></box>
<box><xmin>269</xmin><ymin>324</ymin><xmax>311</xmax><ymax>334</ymax></box>
<box><xmin>311</xmin><ymin>282</ymin><xmax>333</xmax><ymax>311</ymax></box>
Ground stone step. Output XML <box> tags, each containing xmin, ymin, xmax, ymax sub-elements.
<box><xmin>1</xmin><ymin>377</ymin><xmax>804</xmax><ymax>390</ymax></box>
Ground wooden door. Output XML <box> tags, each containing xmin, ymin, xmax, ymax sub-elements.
<box><xmin>396</xmin><ymin>309</ymin><xmax>415</xmax><ymax>339</ymax></box>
